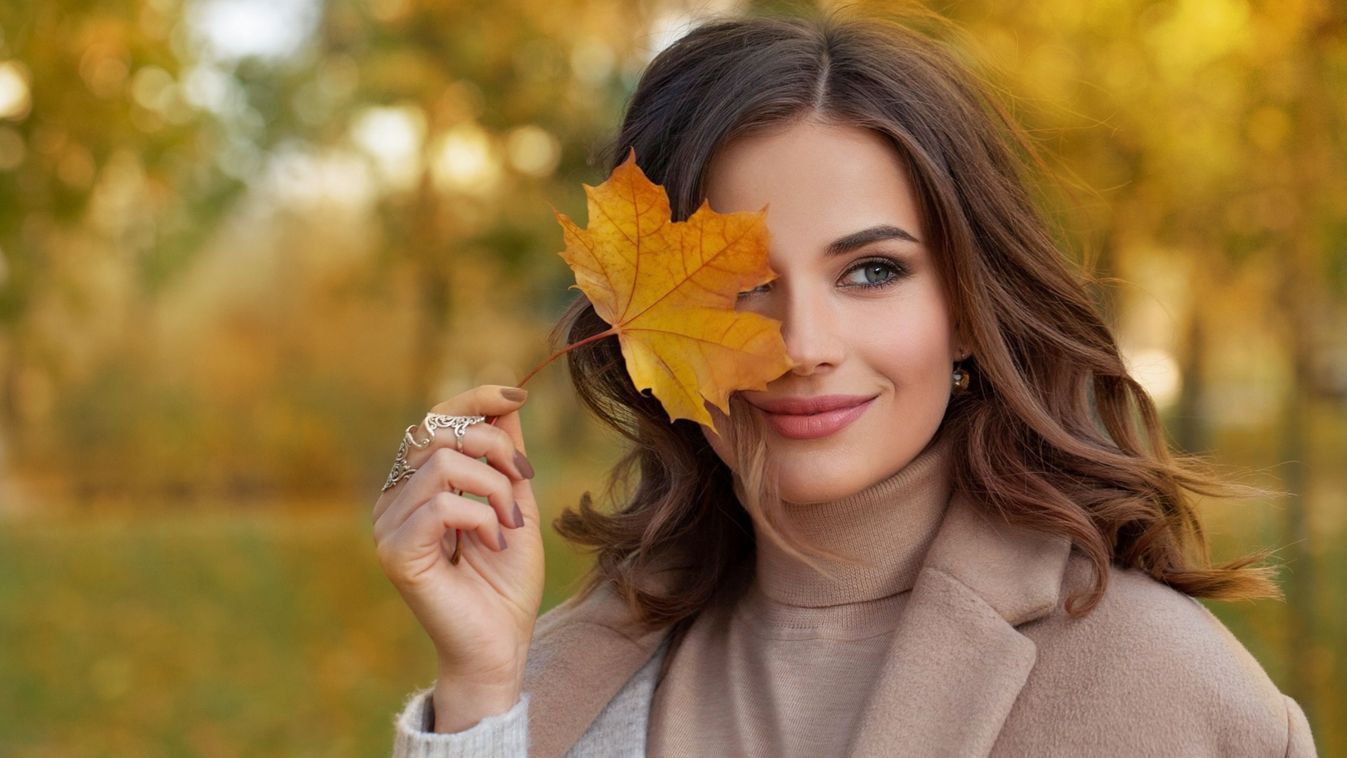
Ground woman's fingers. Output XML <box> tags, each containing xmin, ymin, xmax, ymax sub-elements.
<box><xmin>408</xmin><ymin>416</ymin><xmax>533</xmax><ymax>484</ymax></box>
<box><xmin>427</xmin><ymin>384</ymin><xmax>528</xmax><ymax>421</ymax></box>
<box><xmin>378</xmin><ymin>492</ymin><xmax>507</xmax><ymax>587</ymax></box>
<box><xmin>371</xmin><ymin>384</ymin><xmax>533</xmax><ymax>527</ymax></box>
<box><xmin>373</xmin><ymin>425</ymin><xmax>528</xmax><ymax>531</ymax></box>
<box><xmin>415</xmin><ymin>386</ymin><xmax>533</xmax><ymax>480</ymax></box>
<box><xmin>372</xmin><ymin>420</ymin><xmax>529</xmax><ymax>527</ymax></box>
<box><xmin>491</xmin><ymin>405</ymin><xmax>527</xmax><ymax>457</ymax></box>
<box><xmin>489</xmin><ymin>407</ymin><xmax>536</xmax><ymax>531</ymax></box>
<box><xmin>374</xmin><ymin>447</ymin><xmax>517</xmax><ymax>542</ymax></box>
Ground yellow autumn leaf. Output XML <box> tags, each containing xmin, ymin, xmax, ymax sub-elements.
<box><xmin>552</xmin><ymin>147</ymin><xmax>795</xmax><ymax>433</ymax></box>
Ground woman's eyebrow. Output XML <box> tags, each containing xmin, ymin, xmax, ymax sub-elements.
<box><xmin>824</xmin><ymin>225</ymin><xmax>921</xmax><ymax>257</ymax></box>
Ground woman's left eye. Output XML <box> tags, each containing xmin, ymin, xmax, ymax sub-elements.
<box><xmin>841</xmin><ymin>257</ymin><xmax>908</xmax><ymax>289</ymax></box>
<box><xmin>736</xmin><ymin>256</ymin><xmax>909</xmax><ymax>299</ymax></box>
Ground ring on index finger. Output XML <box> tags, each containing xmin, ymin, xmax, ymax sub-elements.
<box><xmin>381</xmin><ymin>414</ymin><xmax>486</xmax><ymax>493</ymax></box>
<box><xmin>420</xmin><ymin>413</ymin><xmax>486</xmax><ymax>453</ymax></box>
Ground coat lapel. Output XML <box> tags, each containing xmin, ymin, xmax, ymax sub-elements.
<box><xmin>523</xmin><ymin>486</ymin><xmax>1073</xmax><ymax>758</ymax></box>
<box><xmin>845</xmin><ymin>488</ymin><xmax>1073</xmax><ymax>756</ymax></box>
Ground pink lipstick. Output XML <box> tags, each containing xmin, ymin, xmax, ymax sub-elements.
<box><xmin>748</xmin><ymin>394</ymin><xmax>877</xmax><ymax>440</ymax></box>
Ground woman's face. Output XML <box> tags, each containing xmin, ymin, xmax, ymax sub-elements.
<box><xmin>699</xmin><ymin>117</ymin><xmax>967</xmax><ymax>504</ymax></box>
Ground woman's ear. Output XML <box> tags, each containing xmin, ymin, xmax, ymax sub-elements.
<box><xmin>951</xmin><ymin>319</ymin><xmax>971</xmax><ymax>361</ymax></box>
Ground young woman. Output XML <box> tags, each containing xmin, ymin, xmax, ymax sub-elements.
<box><xmin>372</xmin><ymin>10</ymin><xmax>1318</xmax><ymax>757</ymax></box>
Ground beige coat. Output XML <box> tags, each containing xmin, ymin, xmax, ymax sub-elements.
<box><xmin>517</xmin><ymin>488</ymin><xmax>1318</xmax><ymax>757</ymax></box>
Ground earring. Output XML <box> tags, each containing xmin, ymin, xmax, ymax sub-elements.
<box><xmin>952</xmin><ymin>360</ymin><xmax>971</xmax><ymax>395</ymax></box>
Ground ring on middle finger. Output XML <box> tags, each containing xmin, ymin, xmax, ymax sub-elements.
<box><xmin>404</xmin><ymin>423</ymin><xmax>433</xmax><ymax>449</ymax></box>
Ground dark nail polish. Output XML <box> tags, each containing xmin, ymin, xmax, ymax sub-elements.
<box><xmin>497</xmin><ymin>527</ymin><xmax>508</xmax><ymax>550</ymax></box>
<box><xmin>500</xmin><ymin>387</ymin><xmax>527</xmax><ymax>401</ymax></box>
<box><xmin>512</xmin><ymin>502</ymin><xmax>525</xmax><ymax>529</ymax></box>
<box><xmin>513</xmin><ymin>450</ymin><xmax>535</xmax><ymax>479</ymax></box>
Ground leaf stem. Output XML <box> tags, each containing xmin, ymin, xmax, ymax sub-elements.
<box><xmin>447</xmin><ymin>325</ymin><xmax>617</xmax><ymax>565</ymax></box>
<box><xmin>511</xmin><ymin>326</ymin><xmax>617</xmax><ymax>390</ymax></box>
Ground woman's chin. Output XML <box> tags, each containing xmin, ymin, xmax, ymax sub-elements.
<box><xmin>774</xmin><ymin>471</ymin><xmax>862</xmax><ymax>505</ymax></box>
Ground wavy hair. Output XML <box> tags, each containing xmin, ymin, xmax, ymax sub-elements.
<box><xmin>547</xmin><ymin>8</ymin><xmax>1283</xmax><ymax>648</ymax></box>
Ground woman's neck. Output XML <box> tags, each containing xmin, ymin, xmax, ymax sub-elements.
<box><xmin>747</xmin><ymin>430</ymin><xmax>956</xmax><ymax>608</ymax></box>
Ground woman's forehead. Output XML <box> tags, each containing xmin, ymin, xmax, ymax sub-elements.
<box><xmin>704</xmin><ymin>121</ymin><xmax>926</xmax><ymax>256</ymax></box>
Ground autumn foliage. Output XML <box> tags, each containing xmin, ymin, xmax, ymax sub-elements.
<box><xmin>551</xmin><ymin>148</ymin><xmax>795</xmax><ymax>433</ymax></box>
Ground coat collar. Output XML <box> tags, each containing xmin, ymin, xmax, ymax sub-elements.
<box><xmin>522</xmin><ymin>487</ymin><xmax>1074</xmax><ymax>757</ymax></box>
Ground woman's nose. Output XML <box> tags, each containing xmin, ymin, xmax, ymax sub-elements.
<box><xmin>774</xmin><ymin>289</ymin><xmax>845</xmax><ymax>376</ymax></box>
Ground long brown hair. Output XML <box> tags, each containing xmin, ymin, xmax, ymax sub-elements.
<box><xmin>548</xmin><ymin>8</ymin><xmax>1283</xmax><ymax>644</ymax></box>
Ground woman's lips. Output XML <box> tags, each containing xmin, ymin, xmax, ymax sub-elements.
<box><xmin>759</xmin><ymin>397</ymin><xmax>875</xmax><ymax>440</ymax></box>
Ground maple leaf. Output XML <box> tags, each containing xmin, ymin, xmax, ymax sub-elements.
<box><xmin>552</xmin><ymin>147</ymin><xmax>795</xmax><ymax>433</ymax></box>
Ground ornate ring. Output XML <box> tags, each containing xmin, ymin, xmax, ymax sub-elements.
<box><xmin>421</xmin><ymin>413</ymin><xmax>486</xmax><ymax>453</ymax></box>
<box><xmin>382</xmin><ymin>414</ymin><xmax>487</xmax><ymax>493</ymax></box>
<box><xmin>382</xmin><ymin>427</ymin><xmax>419</xmax><ymax>492</ymax></box>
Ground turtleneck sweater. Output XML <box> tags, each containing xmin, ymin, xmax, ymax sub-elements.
<box><xmin>645</xmin><ymin>428</ymin><xmax>955</xmax><ymax>757</ymax></box>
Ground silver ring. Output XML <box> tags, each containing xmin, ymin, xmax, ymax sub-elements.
<box><xmin>382</xmin><ymin>414</ymin><xmax>486</xmax><ymax>493</ymax></box>
<box><xmin>382</xmin><ymin>427</ymin><xmax>418</xmax><ymax>492</ymax></box>
<box><xmin>421</xmin><ymin>413</ymin><xmax>486</xmax><ymax>452</ymax></box>
<box><xmin>403</xmin><ymin>423</ymin><xmax>431</xmax><ymax>450</ymax></box>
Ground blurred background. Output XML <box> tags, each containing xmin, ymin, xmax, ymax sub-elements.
<box><xmin>0</xmin><ymin>0</ymin><xmax>1342</xmax><ymax>754</ymax></box>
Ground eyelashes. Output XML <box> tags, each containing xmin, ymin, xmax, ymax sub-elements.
<box><xmin>842</xmin><ymin>256</ymin><xmax>909</xmax><ymax>290</ymax></box>
<box><xmin>737</xmin><ymin>254</ymin><xmax>910</xmax><ymax>298</ymax></box>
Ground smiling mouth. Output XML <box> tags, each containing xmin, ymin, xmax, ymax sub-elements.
<box><xmin>756</xmin><ymin>397</ymin><xmax>875</xmax><ymax>440</ymax></box>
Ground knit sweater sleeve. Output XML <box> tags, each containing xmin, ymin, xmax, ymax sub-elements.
<box><xmin>391</xmin><ymin>684</ymin><xmax>529</xmax><ymax>758</ymax></box>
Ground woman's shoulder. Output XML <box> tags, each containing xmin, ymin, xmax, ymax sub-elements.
<box><xmin>1033</xmin><ymin>553</ymin><xmax>1276</xmax><ymax>673</ymax></box>
<box><xmin>1015</xmin><ymin>552</ymin><xmax>1315</xmax><ymax>756</ymax></box>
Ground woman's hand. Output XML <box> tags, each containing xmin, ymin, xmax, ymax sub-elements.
<box><xmin>372</xmin><ymin>384</ymin><xmax>544</xmax><ymax>728</ymax></box>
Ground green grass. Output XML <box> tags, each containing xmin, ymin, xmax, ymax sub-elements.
<box><xmin>0</xmin><ymin>505</ymin><xmax>590</xmax><ymax>757</ymax></box>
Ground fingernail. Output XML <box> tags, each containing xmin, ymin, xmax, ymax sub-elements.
<box><xmin>500</xmin><ymin>387</ymin><xmax>527</xmax><ymax>401</ymax></box>
<box><xmin>512</xmin><ymin>502</ymin><xmax>525</xmax><ymax>529</ymax></box>
<box><xmin>513</xmin><ymin>450</ymin><xmax>535</xmax><ymax>479</ymax></box>
<box><xmin>497</xmin><ymin>527</ymin><xmax>508</xmax><ymax>550</ymax></box>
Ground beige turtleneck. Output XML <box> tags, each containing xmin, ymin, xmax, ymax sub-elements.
<box><xmin>645</xmin><ymin>429</ymin><xmax>955</xmax><ymax>757</ymax></box>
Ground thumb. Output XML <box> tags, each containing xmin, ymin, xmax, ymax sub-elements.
<box><xmin>493</xmin><ymin>405</ymin><xmax>526</xmax><ymax>456</ymax></box>
<box><xmin>491</xmin><ymin>406</ymin><xmax>538</xmax><ymax>522</ymax></box>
